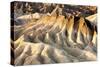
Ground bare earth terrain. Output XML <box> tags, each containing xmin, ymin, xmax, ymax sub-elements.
<box><xmin>11</xmin><ymin>1</ymin><xmax>97</xmax><ymax>66</ymax></box>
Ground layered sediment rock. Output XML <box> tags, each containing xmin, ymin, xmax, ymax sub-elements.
<box><xmin>11</xmin><ymin>12</ymin><xmax>97</xmax><ymax>65</ymax></box>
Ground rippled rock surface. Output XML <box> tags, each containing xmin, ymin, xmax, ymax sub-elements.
<box><xmin>11</xmin><ymin>1</ymin><xmax>97</xmax><ymax>66</ymax></box>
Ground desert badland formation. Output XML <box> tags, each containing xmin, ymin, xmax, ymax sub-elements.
<box><xmin>11</xmin><ymin>1</ymin><xmax>97</xmax><ymax>66</ymax></box>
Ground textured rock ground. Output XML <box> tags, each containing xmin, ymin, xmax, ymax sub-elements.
<box><xmin>11</xmin><ymin>2</ymin><xmax>97</xmax><ymax>66</ymax></box>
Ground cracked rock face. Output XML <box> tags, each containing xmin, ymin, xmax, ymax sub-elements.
<box><xmin>11</xmin><ymin>1</ymin><xmax>97</xmax><ymax>66</ymax></box>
